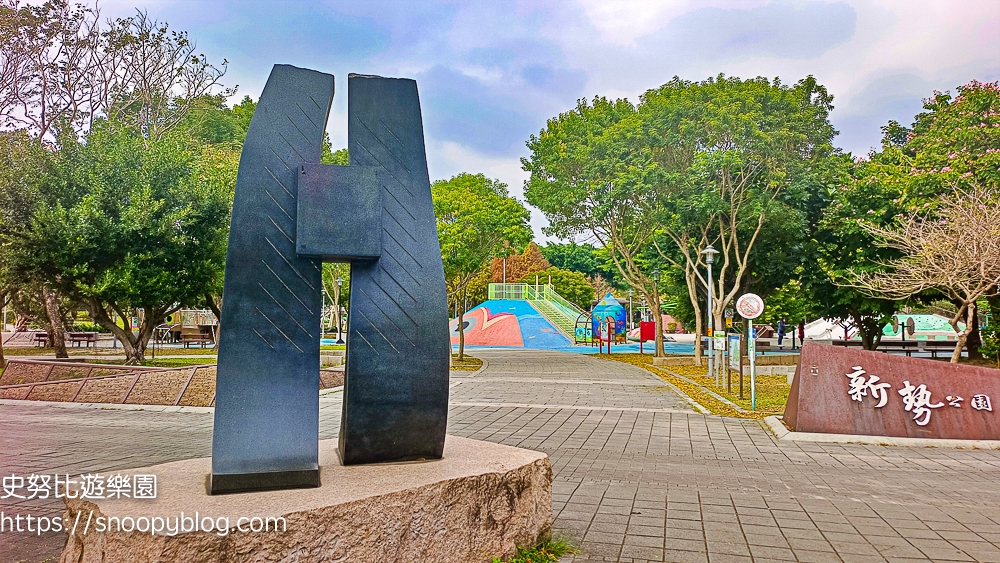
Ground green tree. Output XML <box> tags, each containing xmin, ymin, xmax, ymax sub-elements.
<box><xmin>540</xmin><ymin>241</ymin><xmax>622</xmax><ymax>288</ymax></box>
<box><xmin>4</xmin><ymin>123</ymin><xmax>233</xmax><ymax>364</ymax></box>
<box><xmin>900</xmin><ymin>81</ymin><xmax>1000</xmax><ymax>357</ymax></box>
<box><xmin>321</xmin><ymin>263</ymin><xmax>350</xmax><ymax>339</ymax></box>
<box><xmin>641</xmin><ymin>75</ymin><xmax>837</xmax><ymax>362</ymax></box>
<box><xmin>0</xmin><ymin>130</ymin><xmax>71</xmax><ymax>357</ymax></box>
<box><xmin>520</xmin><ymin>266</ymin><xmax>595</xmax><ymax>310</ymax></box>
<box><xmin>524</xmin><ymin>96</ymin><xmax>670</xmax><ymax>355</ymax></box>
<box><xmin>540</xmin><ymin>242</ymin><xmax>599</xmax><ymax>277</ymax></box>
<box><xmin>433</xmin><ymin>173</ymin><xmax>532</xmax><ymax>359</ymax></box>
<box><xmin>804</xmin><ymin>135</ymin><xmax>902</xmax><ymax>350</ymax></box>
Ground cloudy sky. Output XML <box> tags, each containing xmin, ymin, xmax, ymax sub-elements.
<box><xmin>100</xmin><ymin>0</ymin><xmax>1000</xmax><ymax>240</ymax></box>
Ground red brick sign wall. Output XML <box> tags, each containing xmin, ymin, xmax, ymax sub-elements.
<box><xmin>784</xmin><ymin>342</ymin><xmax>1000</xmax><ymax>440</ymax></box>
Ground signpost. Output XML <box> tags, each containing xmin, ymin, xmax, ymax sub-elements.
<box><xmin>714</xmin><ymin>333</ymin><xmax>727</xmax><ymax>384</ymax></box>
<box><xmin>727</xmin><ymin>334</ymin><xmax>740</xmax><ymax>393</ymax></box>
<box><xmin>735</xmin><ymin>293</ymin><xmax>764</xmax><ymax>410</ymax></box>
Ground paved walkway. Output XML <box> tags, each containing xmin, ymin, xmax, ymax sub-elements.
<box><xmin>4</xmin><ymin>349</ymin><xmax>1000</xmax><ymax>562</ymax></box>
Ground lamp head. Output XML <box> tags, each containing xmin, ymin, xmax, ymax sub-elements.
<box><xmin>702</xmin><ymin>245</ymin><xmax>719</xmax><ymax>264</ymax></box>
<box><xmin>336</xmin><ymin>277</ymin><xmax>344</xmax><ymax>287</ymax></box>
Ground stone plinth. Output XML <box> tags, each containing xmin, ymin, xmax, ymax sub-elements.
<box><xmin>60</xmin><ymin>436</ymin><xmax>552</xmax><ymax>563</ymax></box>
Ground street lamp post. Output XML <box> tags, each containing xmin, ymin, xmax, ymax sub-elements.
<box><xmin>336</xmin><ymin>277</ymin><xmax>345</xmax><ymax>344</ymax></box>
<box><xmin>702</xmin><ymin>245</ymin><xmax>719</xmax><ymax>385</ymax></box>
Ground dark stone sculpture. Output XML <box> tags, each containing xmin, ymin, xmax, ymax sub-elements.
<box><xmin>211</xmin><ymin>65</ymin><xmax>449</xmax><ymax>494</ymax></box>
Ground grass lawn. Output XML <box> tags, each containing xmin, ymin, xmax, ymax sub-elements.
<box><xmin>599</xmin><ymin>353</ymin><xmax>791</xmax><ymax>419</ymax></box>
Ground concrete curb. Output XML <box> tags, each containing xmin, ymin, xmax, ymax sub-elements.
<box><xmin>0</xmin><ymin>398</ymin><xmax>215</xmax><ymax>413</ymax></box>
<box><xmin>319</xmin><ymin>386</ymin><xmax>344</xmax><ymax>397</ymax></box>
<box><xmin>762</xmin><ymin>415</ymin><xmax>1000</xmax><ymax>449</ymax></box>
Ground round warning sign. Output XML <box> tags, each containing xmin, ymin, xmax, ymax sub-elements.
<box><xmin>735</xmin><ymin>293</ymin><xmax>764</xmax><ymax>320</ymax></box>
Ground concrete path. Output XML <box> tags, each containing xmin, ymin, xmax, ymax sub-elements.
<box><xmin>3</xmin><ymin>349</ymin><xmax>1000</xmax><ymax>562</ymax></box>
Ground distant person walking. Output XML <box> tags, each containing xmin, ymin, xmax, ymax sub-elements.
<box><xmin>777</xmin><ymin>318</ymin><xmax>786</xmax><ymax>348</ymax></box>
<box><xmin>797</xmin><ymin>321</ymin><xmax>805</xmax><ymax>349</ymax></box>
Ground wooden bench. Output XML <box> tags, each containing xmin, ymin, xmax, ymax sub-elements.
<box><xmin>67</xmin><ymin>332</ymin><xmax>98</xmax><ymax>348</ymax></box>
<box><xmin>31</xmin><ymin>332</ymin><xmax>48</xmax><ymax>347</ymax></box>
<box><xmin>179</xmin><ymin>330</ymin><xmax>213</xmax><ymax>348</ymax></box>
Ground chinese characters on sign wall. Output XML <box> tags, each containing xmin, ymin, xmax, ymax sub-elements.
<box><xmin>846</xmin><ymin>365</ymin><xmax>993</xmax><ymax>426</ymax></box>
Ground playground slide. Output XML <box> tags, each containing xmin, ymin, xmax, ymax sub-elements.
<box><xmin>449</xmin><ymin>300</ymin><xmax>572</xmax><ymax>349</ymax></box>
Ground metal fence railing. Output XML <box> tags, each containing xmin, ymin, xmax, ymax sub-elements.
<box><xmin>488</xmin><ymin>283</ymin><xmax>529</xmax><ymax>300</ymax></box>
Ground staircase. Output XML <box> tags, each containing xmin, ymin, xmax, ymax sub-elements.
<box><xmin>528</xmin><ymin>298</ymin><xmax>578</xmax><ymax>340</ymax></box>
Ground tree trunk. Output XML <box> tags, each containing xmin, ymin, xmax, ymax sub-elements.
<box><xmin>332</xmin><ymin>289</ymin><xmax>342</xmax><ymax>342</ymax></box>
<box><xmin>651</xmin><ymin>291</ymin><xmax>664</xmax><ymax>357</ymax></box>
<box><xmin>205</xmin><ymin>294</ymin><xmax>222</xmax><ymax>350</ymax></box>
<box><xmin>87</xmin><ymin>301</ymin><xmax>161</xmax><ymax>365</ymax></box>
<box><xmin>965</xmin><ymin>302</ymin><xmax>983</xmax><ymax>359</ymax></box>
<box><xmin>42</xmin><ymin>289</ymin><xmax>68</xmax><ymax>358</ymax></box>
<box><xmin>849</xmin><ymin>308</ymin><xmax>884</xmax><ymax>351</ymax></box>
<box><xmin>0</xmin><ymin>303</ymin><xmax>5</xmax><ymax>369</ymax></box>
<box><xmin>457</xmin><ymin>293</ymin><xmax>466</xmax><ymax>361</ymax></box>
<box><xmin>684</xmin><ymin>269</ymin><xmax>703</xmax><ymax>365</ymax></box>
<box><xmin>1</xmin><ymin>293</ymin><xmax>7</xmax><ymax>368</ymax></box>
<box><xmin>952</xmin><ymin>305</ymin><xmax>976</xmax><ymax>363</ymax></box>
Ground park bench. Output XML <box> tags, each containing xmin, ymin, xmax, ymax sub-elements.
<box><xmin>179</xmin><ymin>328</ymin><xmax>213</xmax><ymax>348</ymax></box>
<box><xmin>834</xmin><ymin>339</ymin><xmax>962</xmax><ymax>357</ymax></box>
<box><xmin>67</xmin><ymin>332</ymin><xmax>98</xmax><ymax>348</ymax></box>
<box><xmin>922</xmin><ymin>340</ymin><xmax>960</xmax><ymax>358</ymax></box>
<box><xmin>31</xmin><ymin>332</ymin><xmax>48</xmax><ymax>347</ymax></box>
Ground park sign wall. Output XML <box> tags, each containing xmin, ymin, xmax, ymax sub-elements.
<box><xmin>211</xmin><ymin>65</ymin><xmax>450</xmax><ymax>494</ymax></box>
<box><xmin>784</xmin><ymin>343</ymin><xmax>1000</xmax><ymax>440</ymax></box>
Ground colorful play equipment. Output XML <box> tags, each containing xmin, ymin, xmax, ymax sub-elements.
<box><xmin>591</xmin><ymin>293</ymin><xmax>626</xmax><ymax>342</ymax></box>
<box><xmin>449</xmin><ymin>283</ymin><xmax>585</xmax><ymax>349</ymax></box>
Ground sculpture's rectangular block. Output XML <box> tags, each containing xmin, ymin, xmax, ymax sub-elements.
<box><xmin>296</xmin><ymin>164</ymin><xmax>381</xmax><ymax>260</ymax></box>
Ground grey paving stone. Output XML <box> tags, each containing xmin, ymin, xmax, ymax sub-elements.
<box><xmin>4</xmin><ymin>348</ymin><xmax>1000</xmax><ymax>563</ymax></box>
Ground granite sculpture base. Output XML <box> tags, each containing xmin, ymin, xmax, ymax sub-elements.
<box><xmin>59</xmin><ymin>436</ymin><xmax>552</xmax><ymax>563</ymax></box>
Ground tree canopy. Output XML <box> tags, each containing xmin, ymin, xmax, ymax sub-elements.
<box><xmin>432</xmin><ymin>172</ymin><xmax>532</xmax><ymax>358</ymax></box>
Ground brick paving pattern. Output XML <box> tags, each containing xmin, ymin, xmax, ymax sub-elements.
<box><xmin>3</xmin><ymin>348</ymin><xmax>1000</xmax><ymax>562</ymax></box>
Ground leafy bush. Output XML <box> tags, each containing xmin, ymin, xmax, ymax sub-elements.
<box><xmin>71</xmin><ymin>322</ymin><xmax>110</xmax><ymax>333</ymax></box>
<box><xmin>981</xmin><ymin>324</ymin><xmax>1000</xmax><ymax>367</ymax></box>
<box><xmin>492</xmin><ymin>538</ymin><xmax>574</xmax><ymax>563</ymax></box>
